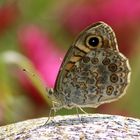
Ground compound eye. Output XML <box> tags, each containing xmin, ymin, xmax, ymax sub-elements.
<box><xmin>86</xmin><ymin>35</ymin><xmax>102</xmax><ymax>48</ymax></box>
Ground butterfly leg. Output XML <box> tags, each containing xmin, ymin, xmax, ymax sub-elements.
<box><xmin>43</xmin><ymin>101</ymin><xmax>57</xmax><ymax>126</ymax></box>
<box><xmin>76</xmin><ymin>107</ymin><xmax>80</xmax><ymax>119</ymax></box>
<box><xmin>78</xmin><ymin>106</ymin><xmax>88</xmax><ymax>114</ymax></box>
<box><xmin>75</xmin><ymin>105</ymin><xmax>89</xmax><ymax>124</ymax></box>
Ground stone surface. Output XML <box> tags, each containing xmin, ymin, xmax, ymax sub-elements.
<box><xmin>0</xmin><ymin>114</ymin><xmax>140</xmax><ymax>140</ymax></box>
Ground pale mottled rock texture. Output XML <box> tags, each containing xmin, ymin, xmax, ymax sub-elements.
<box><xmin>0</xmin><ymin>114</ymin><xmax>140</xmax><ymax>140</ymax></box>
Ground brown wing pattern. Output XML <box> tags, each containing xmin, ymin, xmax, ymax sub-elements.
<box><xmin>54</xmin><ymin>22</ymin><xmax>117</xmax><ymax>91</ymax></box>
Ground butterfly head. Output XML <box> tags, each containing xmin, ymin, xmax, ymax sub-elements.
<box><xmin>73</xmin><ymin>22</ymin><xmax>118</xmax><ymax>51</ymax></box>
<box><xmin>47</xmin><ymin>88</ymin><xmax>64</xmax><ymax>110</ymax></box>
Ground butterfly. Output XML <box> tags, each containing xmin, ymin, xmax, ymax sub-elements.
<box><xmin>48</xmin><ymin>22</ymin><xmax>131</xmax><ymax>111</ymax></box>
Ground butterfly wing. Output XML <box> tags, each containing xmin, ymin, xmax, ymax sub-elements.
<box><xmin>52</xmin><ymin>22</ymin><xmax>130</xmax><ymax>109</ymax></box>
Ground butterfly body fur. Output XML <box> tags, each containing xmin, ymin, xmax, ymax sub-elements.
<box><xmin>48</xmin><ymin>22</ymin><xmax>131</xmax><ymax>110</ymax></box>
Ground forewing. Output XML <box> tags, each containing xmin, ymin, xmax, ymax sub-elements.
<box><xmin>54</xmin><ymin>22</ymin><xmax>119</xmax><ymax>92</ymax></box>
<box><xmin>54</xmin><ymin>44</ymin><xmax>89</xmax><ymax>91</ymax></box>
